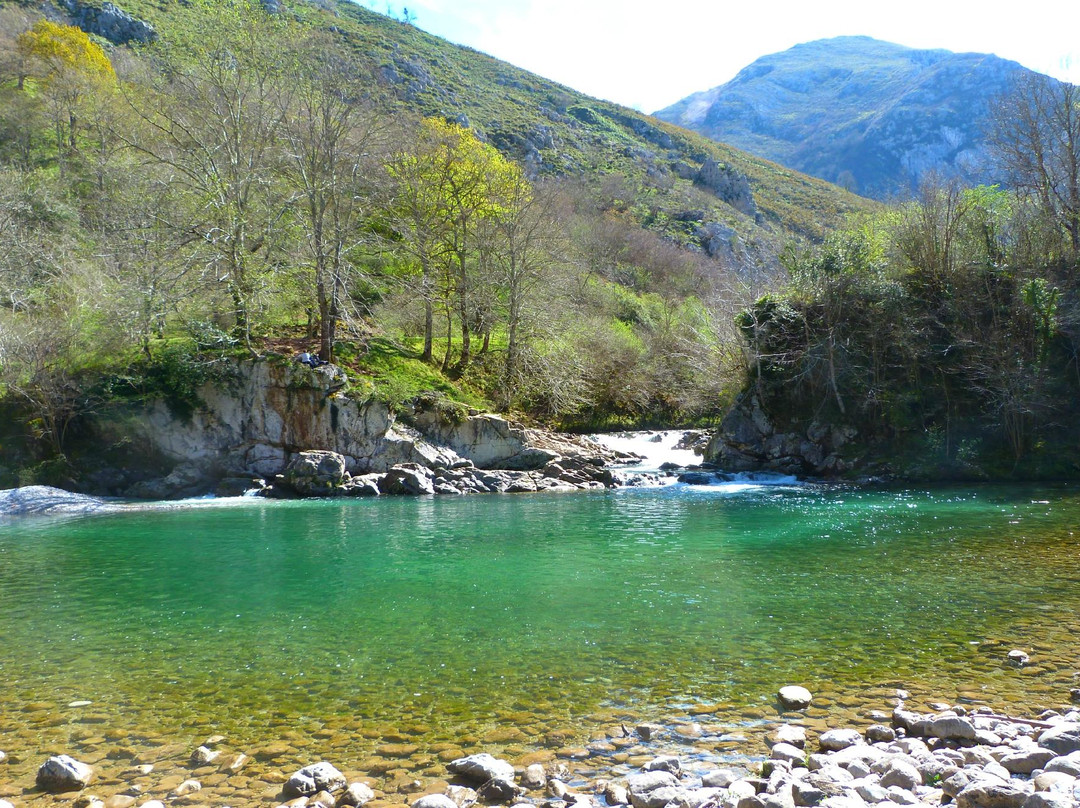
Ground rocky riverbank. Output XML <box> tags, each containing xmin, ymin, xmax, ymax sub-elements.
<box><xmin>4</xmin><ymin>683</ymin><xmax>1080</xmax><ymax>808</ymax></box>
<box><xmin>67</xmin><ymin>357</ymin><xmax>656</xmax><ymax>501</ymax></box>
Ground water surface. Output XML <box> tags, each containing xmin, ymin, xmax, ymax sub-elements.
<box><xmin>1</xmin><ymin>482</ymin><xmax>1078</xmax><ymax>792</ymax></box>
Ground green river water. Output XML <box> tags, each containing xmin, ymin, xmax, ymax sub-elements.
<box><xmin>1</xmin><ymin>480</ymin><xmax>1079</xmax><ymax>803</ymax></box>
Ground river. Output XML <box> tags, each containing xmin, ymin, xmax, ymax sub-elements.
<box><xmin>1</xmin><ymin>439</ymin><xmax>1078</xmax><ymax>804</ymax></box>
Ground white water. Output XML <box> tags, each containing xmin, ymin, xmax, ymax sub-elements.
<box><xmin>589</xmin><ymin>430</ymin><xmax>802</xmax><ymax>492</ymax></box>
<box><xmin>589</xmin><ymin>429</ymin><xmax>702</xmax><ymax>471</ymax></box>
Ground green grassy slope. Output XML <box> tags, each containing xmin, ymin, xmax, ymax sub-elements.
<box><xmin>77</xmin><ymin>0</ymin><xmax>872</xmax><ymax>248</ymax></box>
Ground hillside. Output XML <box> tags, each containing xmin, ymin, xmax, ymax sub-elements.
<box><xmin>46</xmin><ymin>0</ymin><xmax>870</xmax><ymax>250</ymax></box>
<box><xmin>656</xmin><ymin>36</ymin><xmax>1036</xmax><ymax>200</ymax></box>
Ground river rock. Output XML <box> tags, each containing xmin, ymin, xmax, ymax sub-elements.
<box><xmin>1008</xmin><ymin>650</ymin><xmax>1031</xmax><ymax>666</ymax></box>
<box><xmin>779</xmin><ymin>687</ymin><xmax>813</xmax><ymax>710</ymax></box>
<box><xmin>770</xmin><ymin>743</ymin><xmax>805</xmax><ymax>765</ymax></box>
<box><xmin>955</xmin><ymin>779</ymin><xmax>1032</xmax><ymax>808</ymax></box>
<box><xmin>338</xmin><ymin>782</ymin><xmax>376</xmax><ymax>806</ymax></box>
<box><xmin>190</xmin><ymin>746</ymin><xmax>219</xmax><ymax>765</ymax></box>
<box><xmin>773</xmin><ymin>725</ymin><xmax>806</xmax><ymax>748</ymax></box>
<box><xmin>879</xmin><ymin>760</ymin><xmax>921</xmax><ymax>791</ymax></box>
<box><xmin>413</xmin><ymin>796</ymin><xmax>458</xmax><ymax>808</ymax></box>
<box><xmin>37</xmin><ymin>755</ymin><xmax>95</xmax><ymax>792</ymax></box>
<box><xmin>1032</xmin><ymin>771</ymin><xmax>1076</xmax><ymax>792</ymax></box>
<box><xmin>477</xmin><ymin>777</ymin><xmax>522</xmax><ymax>804</ymax></box>
<box><xmin>642</xmin><ymin>756</ymin><xmax>682</xmax><ymax>775</ymax></box>
<box><xmin>626</xmin><ymin>770</ymin><xmax>679</xmax><ymax>805</ymax></box>
<box><xmin>864</xmin><ymin>724</ymin><xmax>895</xmax><ymax>743</ymax></box>
<box><xmin>819</xmin><ymin>729</ymin><xmax>862</xmax><ymax>751</ymax></box>
<box><xmin>448</xmin><ymin>754</ymin><xmax>515</xmax><ymax>784</ymax></box>
<box><xmin>522</xmin><ymin>764</ymin><xmax>547</xmax><ymax>790</ymax></box>
<box><xmin>1022</xmin><ymin>794</ymin><xmax>1074</xmax><ymax>808</ymax></box>
<box><xmin>173</xmin><ymin>779</ymin><xmax>201</xmax><ymax>796</ymax></box>
<box><xmin>699</xmin><ymin>768</ymin><xmax>744</xmax><ymax>788</ymax></box>
<box><xmin>930</xmin><ymin>714</ymin><xmax>977</xmax><ymax>740</ymax></box>
<box><xmin>1</xmin><ymin>486</ymin><xmax>111</xmax><ymax>517</ymax></box>
<box><xmin>1044</xmin><ymin>751</ymin><xmax>1080</xmax><ymax>776</ymax></box>
<box><xmin>1039</xmin><ymin>724</ymin><xmax>1080</xmax><ymax>755</ymax></box>
<box><xmin>285</xmin><ymin>762</ymin><xmax>347</xmax><ymax>798</ymax></box>
<box><xmin>1001</xmin><ymin>748</ymin><xmax>1057</xmax><ymax>775</ymax></box>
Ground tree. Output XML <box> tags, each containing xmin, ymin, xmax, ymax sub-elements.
<box><xmin>124</xmin><ymin>0</ymin><xmax>293</xmax><ymax>349</ymax></box>
<box><xmin>388</xmin><ymin>117</ymin><xmax>524</xmax><ymax>370</ymax></box>
<box><xmin>280</xmin><ymin>40</ymin><xmax>385</xmax><ymax>363</ymax></box>
<box><xmin>991</xmin><ymin>74</ymin><xmax>1080</xmax><ymax>259</ymax></box>
<box><xmin>16</xmin><ymin>20</ymin><xmax>116</xmax><ymax>175</ymax></box>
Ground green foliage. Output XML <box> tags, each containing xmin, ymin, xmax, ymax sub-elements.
<box><xmin>735</xmin><ymin>186</ymin><xmax>1080</xmax><ymax>478</ymax></box>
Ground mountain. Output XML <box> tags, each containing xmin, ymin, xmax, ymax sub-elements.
<box><xmin>655</xmin><ymin>36</ymin><xmax>1040</xmax><ymax>200</ymax></box>
<box><xmin>45</xmin><ymin>0</ymin><xmax>869</xmax><ymax>256</ymax></box>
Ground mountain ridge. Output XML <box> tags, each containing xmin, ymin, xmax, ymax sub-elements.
<box><xmin>656</xmin><ymin>36</ymin><xmax>1040</xmax><ymax>199</ymax></box>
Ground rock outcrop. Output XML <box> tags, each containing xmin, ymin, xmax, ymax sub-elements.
<box><xmin>91</xmin><ymin>358</ymin><xmax>626</xmax><ymax>499</ymax></box>
<box><xmin>704</xmin><ymin>393</ymin><xmax>854</xmax><ymax>477</ymax></box>
<box><xmin>56</xmin><ymin>0</ymin><xmax>156</xmax><ymax>44</ymax></box>
<box><xmin>0</xmin><ymin>486</ymin><xmax>113</xmax><ymax>517</ymax></box>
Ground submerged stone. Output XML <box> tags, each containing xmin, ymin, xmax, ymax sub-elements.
<box><xmin>36</xmin><ymin>755</ymin><xmax>95</xmax><ymax>792</ymax></box>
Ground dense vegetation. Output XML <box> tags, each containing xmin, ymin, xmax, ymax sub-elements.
<box><xmin>737</xmin><ymin>144</ymin><xmax>1080</xmax><ymax>477</ymax></box>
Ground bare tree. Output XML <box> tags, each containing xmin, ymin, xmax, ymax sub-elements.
<box><xmin>123</xmin><ymin>0</ymin><xmax>294</xmax><ymax>350</ymax></box>
<box><xmin>991</xmin><ymin>74</ymin><xmax>1080</xmax><ymax>258</ymax></box>
<box><xmin>279</xmin><ymin>40</ymin><xmax>386</xmax><ymax>363</ymax></box>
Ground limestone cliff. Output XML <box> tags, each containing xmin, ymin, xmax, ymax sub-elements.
<box><xmin>90</xmin><ymin>358</ymin><xmax>618</xmax><ymax>497</ymax></box>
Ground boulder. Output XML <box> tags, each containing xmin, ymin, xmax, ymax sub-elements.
<box><xmin>778</xmin><ymin>686</ymin><xmax>813</xmax><ymax>710</ymax></box>
<box><xmin>865</xmin><ymin>724</ymin><xmax>895</xmax><ymax>743</ymax></box>
<box><xmin>448</xmin><ymin>754</ymin><xmax>515</xmax><ymax>784</ymax></box>
<box><xmin>1039</xmin><ymin>724</ymin><xmax>1080</xmax><ymax>756</ymax></box>
<box><xmin>379</xmin><ymin>464</ymin><xmax>436</xmax><ymax>496</ymax></box>
<box><xmin>284</xmin><ymin>762</ymin><xmax>347</xmax><ymax>798</ymax></box>
<box><xmin>36</xmin><ymin>755</ymin><xmax>94</xmax><ymax>792</ymax></box>
<box><xmin>282</xmin><ymin>451</ymin><xmax>349</xmax><ymax>496</ymax></box>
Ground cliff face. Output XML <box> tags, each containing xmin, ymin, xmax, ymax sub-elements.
<box><xmin>656</xmin><ymin>36</ymin><xmax>1037</xmax><ymax>200</ymax></box>
<box><xmin>122</xmin><ymin>358</ymin><xmax>508</xmax><ymax>477</ymax></box>
<box><xmin>81</xmin><ymin>358</ymin><xmax>619</xmax><ymax>497</ymax></box>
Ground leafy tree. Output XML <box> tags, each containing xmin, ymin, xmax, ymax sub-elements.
<box><xmin>16</xmin><ymin>19</ymin><xmax>115</xmax><ymax>175</ymax></box>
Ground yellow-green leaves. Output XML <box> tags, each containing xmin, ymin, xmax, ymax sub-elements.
<box><xmin>17</xmin><ymin>20</ymin><xmax>115</xmax><ymax>86</ymax></box>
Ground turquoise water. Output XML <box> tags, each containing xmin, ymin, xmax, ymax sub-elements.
<box><xmin>2</xmin><ymin>482</ymin><xmax>1079</xmax><ymax>760</ymax></box>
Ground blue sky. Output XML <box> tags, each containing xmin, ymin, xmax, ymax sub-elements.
<box><xmin>357</xmin><ymin>0</ymin><xmax>1080</xmax><ymax>112</ymax></box>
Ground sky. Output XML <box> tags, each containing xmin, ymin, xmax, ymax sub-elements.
<box><xmin>357</xmin><ymin>0</ymin><xmax>1080</xmax><ymax>113</ymax></box>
